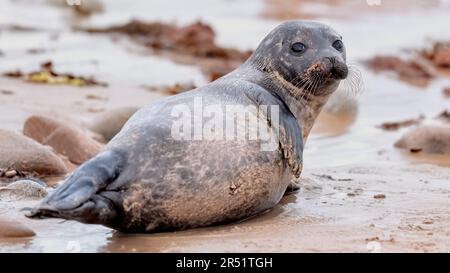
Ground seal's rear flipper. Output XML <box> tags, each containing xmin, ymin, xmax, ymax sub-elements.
<box><xmin>284</xmin><ymin>180</ymin><xmax>301</xmax><ymax>196</ymax></box>
<box><xmin>26</xmin><ymin>150</ymin><xmax>126</xmax><ymax>225</ymax></box>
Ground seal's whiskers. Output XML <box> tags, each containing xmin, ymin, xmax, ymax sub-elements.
<box><xmin>342</xmin><ymin>64</ymin><xmax>363</xmax><ymax>96</ymax></box>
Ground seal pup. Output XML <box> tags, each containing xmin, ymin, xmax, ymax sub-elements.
<box><xmin>27</xmin><ymin>21</ymin><xmax>348</xmax><ymax>232</ymax></box>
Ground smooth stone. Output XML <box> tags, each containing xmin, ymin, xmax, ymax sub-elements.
<box><xmin>23</xmin><ymin>115</ymin><xmax>104</xmax><ymax>165</ymax></box>
<box><xmin>395</xmin><ymin>123</ymin><xmax>450</xmax><ymax>155</ymax></box>
<box><xmin>88</xmin><ymin>107</ymin><xmax>139</xmax><ymax>141</ymax></box>
<box><xmin>4</xmin><ymin>170</ymin><xmax>17</xmax><ymax>178</ymax></box>
<box><xmin>0</xmin><ymin>180</ymin><xmax>48</xmax><ymax>199</ymax></box>
<box><xmin>0</xmin><ymin>218</ymin><xmax>36</xmax><ymax>238</ymax></box>
<box><xmin>0</xmin><ymin>129</ymin><xmax>67</xmax><ymax>176</ymax></box>
<box><xmin>432</xmin><ymin>42</ymin><xmax>450</xmax><ymax>67</ymax></box>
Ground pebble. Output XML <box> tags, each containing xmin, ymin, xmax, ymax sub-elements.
<box><xmin>0</xmin><ymin>129</ymin><xmax>67</xmax><ymax>176</ymax></box>
<box><xmin>88</xmin><ymin>107</ymin><xmax>139</xmax><ymax>141</ymax></box>
<box><xmin>0</xmin><ymin>217</ymin><xmax>35</xmax><ymax>238</ymax></box>
<box><xmin>373</xmin><ymin>194</ymin><xmax>386</xmax><ymax>199</ymax></box>
<box><xmin>0</xmin><ymin>179</ymin><xmax>48</xmax><ymax>199</ymax></box>
<box><xmin>23</xmin><ymin>115</ymin><xmax>104</xmax><ymax>164</ymax></box>
<box><xmin>5</xmin><ymin>170</ymin><xmax>17</xmax><ymax>178</ymax></box>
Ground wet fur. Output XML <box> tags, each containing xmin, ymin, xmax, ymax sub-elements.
<box><xmin>27</xmin><ymin>21</ymin><xmax>347</xmax><ymax>233</ymax></box>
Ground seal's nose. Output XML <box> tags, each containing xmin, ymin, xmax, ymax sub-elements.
<box><xmin>325</xmin><ymin>57</ymin><xmax>348</xmax><ymax>80</ymax></box>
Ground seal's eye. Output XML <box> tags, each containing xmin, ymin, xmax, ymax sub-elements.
<box><xmin>291</xmin><ymin>42</ymin><xmax>307</xmax><ymax>54</ymax></box>
<box><xmin>332</xmin><ymin>40</ymin><xmax>344</xmax><ymax>51</ymax></box>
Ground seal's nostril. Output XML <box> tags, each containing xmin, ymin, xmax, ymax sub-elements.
<box><xmin>324</xmin><ymin>57</ymin><xmax>348</xmax><ymax>80</ymax></box>
<box><xmin>324</xmin><ymin>57</ymin><xmax>336</xmax><ymax>65</ymax></box>
<box><xmin>331</xmin><ymin>58</ymin><xmax>336</xmax><ymax>65</ymax></box>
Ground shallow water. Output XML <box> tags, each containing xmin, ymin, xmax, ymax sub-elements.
<box><xmin>0</xmin><ymin>0</ymin><xmax>449</xmax><ymax>252</ymax></box>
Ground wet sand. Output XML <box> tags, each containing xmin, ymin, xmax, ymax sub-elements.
<box><xmin>0</xmin><ymin>0</ymin><xmax>449</xmax><ymax>252</ymax></box>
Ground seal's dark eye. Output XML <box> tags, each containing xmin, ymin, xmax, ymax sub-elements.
<box><xmin>291</xmin><ymin>42</ymin><xmax>307</xmax><ymax>54</ymax></box>
<box><xmin>332</xmin><ymin>40</ymin><xmax>344</xmax><ymax>51</ymax></box>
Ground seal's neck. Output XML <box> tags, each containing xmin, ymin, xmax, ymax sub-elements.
<box><xmin>266</xmin><ymin>70</ymin><xmax>335</xmax><ymax>143</ymax></box>
<box><xmin>231</xmin><ymin>64</ymin><xmax>338</xmax><ymax>143</ymax></box>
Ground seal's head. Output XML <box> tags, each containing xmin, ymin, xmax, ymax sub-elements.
<box><xmin>251</xmin><ymin>21</ymin><xmax>348</xmax><ymax>97</ymax></box>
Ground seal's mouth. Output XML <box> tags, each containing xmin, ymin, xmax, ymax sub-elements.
<box><xmin>306</xmin><ymin>57</ymin><xmax>348</xmax><ymax>81</ymax></box>
<box><xmin>296</xmin><ymin>57</ymin><xmax>348</xmax><ymax>94</ymax></box>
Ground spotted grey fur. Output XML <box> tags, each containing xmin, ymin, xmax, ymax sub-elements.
<box><xmin>27</xmin><ymin>21</ymin><xmax>348</xmax><ymax>232</ymax></box>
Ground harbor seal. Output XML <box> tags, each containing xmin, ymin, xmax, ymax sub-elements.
<box><xmin>27</xmin><ymin>21</ymin><xmax>348</xmax><ymax>232</ymax></box>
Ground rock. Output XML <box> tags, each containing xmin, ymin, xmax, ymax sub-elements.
<box><xmin>324</xmin><ymin>87</ymin><xmax>358</xmax><ymax>116</ymax></box>
<box><xmin>0</xmin><ymin>218</ymin><xmax>35</xmax><ymax>238</ymax></box>
<box><xmin>23</xmin><ymin>115</ymin><xmax>104</xmax><ymax>164</ymax></box>
<box><xmin>1</xmin><ymin>89</ymin><xmax>14</xmax><ymax>95</ymax></box>
<box><xmin>0</xmin><ymin>180</ymin><xmax>48</xmax><ymax>200</ymax></box>
<box><xmin>436</xmin><ymin>110</ymin><xmax>450</xmax><ymax>123</ymax></box>
<box><xmin>443</xmin><ymin>87</ymin><xmax>450</xmax><ymax>98</ymax></box>
<box><xmin>312</xmin><ymin>88</ymin><xmax>358</xmax><ymax>137</ymax></box>
<box><xmin>88</xmin><ymin>107</ymin><xmax>139</xmax><ymax>141</ymax></box>
<box><xmin>395</xmin><ymin>124</ymin><xmax>450</xmax><ymax>155</ymax></box>
<box><xmin>365</xmin><ymin>55</ymin><xmax>435</xmax><ymax>80</ymax></box>
<box><xmin>72</xmin><ymin>0</ymin><xmax>103</xmax><ymax>16</ymax></box>
<box><xmin>0</xmin><ymin>129</ymin><xmax>67</xmax><ymax>176</ymax></box>
<box><xmin>5</xmin><ymin>170</ymin><xmax>17</xmax><ymax>178</ymax></box>
<box><xmin>431</xmin><ymin>42</ymin><xmax>450</xmax><ymax>67</ymax></box>
<box><xmin>373</xmin><ymin>194</ymin><xmax>386</xmax><ymax>199</ymax></box>
<box><xmin>46</xmin><ymin>0</ymin><xmax>104</xmax><ymax>16</ymax></box>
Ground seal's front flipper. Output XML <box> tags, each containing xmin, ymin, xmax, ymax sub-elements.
<box><xmin>278</xmin><ymin>112</ymin><xmax>303</xmax><ymax>178</ymax></box>
<box><xmin>26</xmin><ymin>150</ymin><xmax>126</xmax><ymax>225</ymax></box>
<box><xmin>245</xmin><ymin>86</ymin><xmax>304</xmax><ymax>178</ymax></box>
